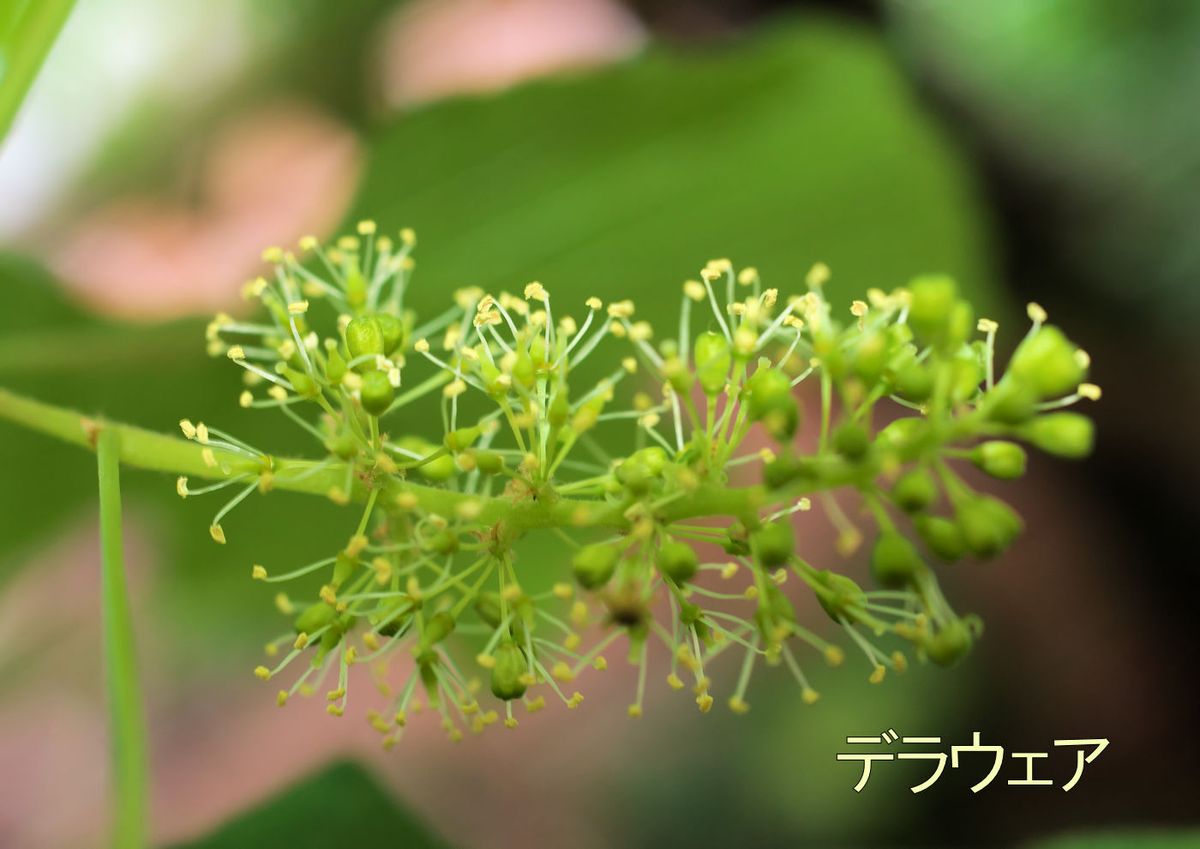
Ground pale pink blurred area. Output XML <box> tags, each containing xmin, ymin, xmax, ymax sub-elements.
<box><xmin>378</xmin><ymin>0</ymin><xmax>646</xmax><ymax>108</ymax></box>
<box><xmin>45</xmin><ymin>103</ymin><xmax>363</xmax><ymax>321</ymax></box>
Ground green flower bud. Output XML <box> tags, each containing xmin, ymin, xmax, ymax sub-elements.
<box><xmin>746</xmin><ymin>366</ymin><xmax>799</xmax><ymax>441</ymax></box>
<box><xmin>425</xmin><ymin>529</ymin><xmax>458</xmax><ymax>556</ymax></box>
<box><xmin>971</xmin><ymin>440</ymin><xmax>1027</xmax><ymax>479</ymax></box>
<box><xmin>294</xmin><ymin>601</ymin><xmax>337</xmax><ymax>635</ymax></box>
<box><xmin>360</xmin><ymin>370</ymin><xmax>394</xmax><ymax>416</ymax></box>
<box><xmin>511</xmin><ymin>350</ymin><xmax>535</xmax><ymax>389</ymax></box>
<box><xmin>985</xmin><ymin>379</ymin><xmax>1037</xmax><ymax>425</ymax></box>
<box><xmin>956</xmin><ymin>495</ymin><xmax>1022</xmax><ymax>559</ymax></box>
<box><xmin>662</xmin><ymin>356</ymin><xmax>694</xmax><ymax>394</ymax></box>
<box><xmin>1018</xmin><ymin>412</ymin><xmax>1094</xmax><ymax>459</ymax></box>
<box><xmin>921</xmin><ymin>618</ymin><xmax>974</xmax><ymax>667</ymax></box>
<box><xmin>693</xmin><ymin>331</ymin><xmax>732</xmax><ymax>396</ymax></box>
<box><xmin>345</xmin><ymin>316</ymin><xmax>385</xmax><ymax>362</ymax></box>
<box><xmin>344</xmin><ymin>260</ymin><xmax>367</xmax><ymax>308</ymax></box>
<box><xmin>949</xmin><ymin>347</ymin><xmax>984</xmax><ymax>403</ymax></box>
<box><xmin>907</xmin><ymin>275</ymin><xmax>958</xmax><ymax>344</ymax></box>
<box><xmin>832</xmin><ymin>423</ymin><xmax>870</xmax><ymax>461</ymax></box>
<box><xmin>548</xmin><ymin>391</ymin><xmax>570</xmax><ymax>428</ymax></box>
<box><xmin>893</xmin><ymin>361</ymin><xmax>933</xmax><ymax>403</ymax></box>
<box><xmin>1009</xmin><ymin>325</ymin><xmax>1086</xmax><ymax>399</ymax></box>
<box><xmin>371</xmin><ymin>598</ymin><xmax>411</xmax><ymax>637</ymax></box>
<box><xmin>325</xmin><ymin>431</ymin><xmax>357</xmax><ymax>460</ymax></box>
<box><xmin>444</xmin><ymin>425</ymin><xmax>482</xmax><ymax>453</ymax></box>
<box><xmin>764</xmin><ymin>453</ymin><xmax>812</xmax><ymax>490</ymax></box>
<box><xmin>914</xmin><ymin>515</ymin><xmax>966</xmax><ymax>562</ymax></box>
<box><xmin>397</xmin><ymin>437</ymin><xmax>456</xmax><ymax>480</ymax></box>
<box><xmin>891</xmin><ymin>468</ymin><xmax>938</xmax><ymax>513</ymax></box>
<box><xmin>751</xmin><ymin>521</ymin><xmax>794</xmax><ymax>568</ymax></box>
<box><xmin>474</xmin><ymin>592</ymin><xmax>503</xmax><ymax>628</ymax></box>
<box><xmin>876</xmin><ymin>417</ymin><xmax>928</xmax><ymax>451</ymax></box>
<box><xmin>375</xmin><ymin>313</ymin><xmax>405</xmax><ymax>355</ymax></box>
<box><xmin>850</xmin><ymin>329</ymin><xmax>888</xmax><ymax>385</ymax></box>
<box><xmin>283</xmin><ymin>367</ymin><xmax>318</xmax><ymax>398</ymax></box>
<box><xmin>419</xmin><ymin>611</ymin><xmax>456</xmax><ymax>650</ymax></box>
<box><xmin>657</xmin><ymin>541</ymin><xmax>699</xmax><ymax>584</ymax></box>
<box><xmin>814</xmin><ymin>570</ymin><xmax>866</xmax><ymax>623</ymax></box>
<box><xmin>870</xmin><ymin>531</ymin><xmax>927</xmax><ymax>589</ymax></box>
<box><xmin>616</xmin><ymin>457</ymin><xmax>656</xmax><ymax>496</ymax></box>
<box><xmin>490</xmin><ymin>641</ymin><xmax>528</xmax><ymax>701</ymax></box>
<box><xmin>324</xmin><ymin>347</ymin><xmax>347</xmax><ymax>384</ymax></box>
<box><xmin>572</xmin><ymin>543</ymin><xmax>619</xmax><ymax>590</ymax></box>
<box><xmin>332</xmin><ymin>552</ymin><xmax>357</xmax><ymax>586</ymax></box>
<box><xmin>474</xmin><ymin>451</ymin><xmax>506</xmax><ymax>475</ymax></box>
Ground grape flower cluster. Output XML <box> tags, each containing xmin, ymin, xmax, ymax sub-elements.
<box><xmin>184</xmin><ymin>222</ymin><xmax>1098</xmax><ymax>745</ymax></box>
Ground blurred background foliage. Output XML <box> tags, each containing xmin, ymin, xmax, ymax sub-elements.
<box><xmin>0</xmin><ymin>1</ymin><xmax>1196</xmax><ymax>848</ymax></box>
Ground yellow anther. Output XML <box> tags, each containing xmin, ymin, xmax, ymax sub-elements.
<box><xmin>396</xmin><ymin>492</ymin><xmax>419</xmax><ymax>510</ymax></box>
<box><xmin>552</xmin><ymin>662</ymin><xmax>574</xmax><ymax>682</ymax></box>
<box><xmin>977</xmin><ymin>318</ymin><xmax>998</xmax><ymax>333</ymax></box>
<box><xmin>276</xmin><ymin>690</ymin><xmax>289</xmax><ymax>707</ymax></box>
<box><xmin>261</xmin><ymin>246</ymin><xmax>284</xmax><ymax>263</ymax></box>
<box><xmin>585</xmin><ymin>296</ymin><xmax>602</xmax><ymax>311</ymax></box>
<box><xmin>319</xmin><ymin>585</ymin><xmax>337</xmax><ymax>605</ymax></box>
<box><xmin>824</xmin><ymin>645</ymin><xmax>845</xmax><ymax>667</ymax></box>
<box><xmin>201</xmin><ymin>448</ymin><xmax>218</xmax><ymax>469</ymax></box>
<box><xmin>293</xmin><ymin>632</ymin><xmax>309</xmax><ymax>650</ymax></box>
<box><xmin>1079</xmin><ymin>382</ymin><xmax>1102</xmax><ymax>400</ymax></box>
<box><xmin>567</xmin><ymin>692</ymin><xmax>584</xmax><ymax>709</ymax></box>
<box><xmin>209</xmin><ymin>524</ymin><xmax>226</xmax><ymax>544</ymax></box>
<box><xmin>179</xmin><ymin>419</ymin><xmax>197</xmax><ymax>439</ymax></box>
<box><xmin>721</xmin><ymin>562</ymin><xmax>739</xmax><ymax>580</ymax></box>
<box><xmin>683</xmin><ymin>280</ymin><xmax>706</xmax><ymax>301</ymax></box>
<box><xmin>399</xmin><ymin>227</ymin><xmax>416</xmax><ymax>246</ymax></box>
<box><xmin>891</xmin><ymin>651</ymin><xmax>908</xmax><ymax>673</ymax></box>
<box><xmin>728</xmin><ymin>696</ymin><xmax>750</xmax><ymax>714</ymax></box>
<box><xmin>518</xmin><ymin>672</ymin><xmax>537</xmax><ymax>687</ymax></box>
<box><xmin>326</xmin><ymin>704</ymin><xmax>344</xmax><ymax>717</ymax></box>
<box><xmin>274</xmin><ymin>592</ymin><xmax>294</xmax><ymax>615</ymax></box>
<box><xmin>666</xmin><ymin>673</ymin><xmax>684</xmax><ymax>690</ymax></box>
<box><xmin>414</xmin><ymin>338</ymin><xmax>430</xmax><ymax>353</ymax></box>
<box><xmin>806</xmin><ymin>262</ymin><xmax>830</xmax><ymax>288</ymax></box>
<box><xmin>737</xmin><ymin>267</ymin><xmax>758</xmax><ymax>286</ymax></box>
<box><xmin>476</xmin><ymin>653</ymin><xmax>496</xmax><ymax>669</ymax></box>
<box><xmin>526</xmin><ymin>696</ymin><xmax>546</xmax><ymax>713</ymax></box>
<box><xmin>362</xmin><ymin>632</ymin><xmax>380</xmax><ymax>651</ymax></box>
<box><xmin>693</xmin><ymin>676</ymin><xmax>711</xmax><ymax>695</ymax></box>
<box><xmin>552</xmin><ymin>582</ymin><xmax>573</xmax><ymax>600</ymax></box>
<box><xmin>869</xmin><ymin>664</ymin><xmax>886</xmax><ymax>685</ymax></box>
<box><xmin>622</xmin><ymin>357</ymin><xmax>638</xmax><ymax>374</ymax></box>
<box><xmin>850</xmin><ymin>300</ymin><xmax>868</xmax><ymax>317</ymax></box>
<box><xmin>524</xmin><ymin>281</ymin><xmax>548</xmax><ymax>302</ymax></box>
<box><xmin>1027</xmin><ymin>302</ymin><xmax>1048</xmax><ymax>323</ymax></box>
<box><xmin>593</xmin><ymin>656</ymin><xmax>608</xmax><ymax>671</ymax></box>
<box><xmin>627</xmin><ymin>704</ymin><xmax>643</xmax><ymax>718</ymax></box>
<box><xmin>607</xmin><ymin>300</ymin><xmax>634</xmax><ymax>319</ymax></box>
<box><xmin>326</xmin><ymin>687</ymin><xmax>345</xmax><ymax>702</ymax></box>
<box><xmin>252</xmin><ymin>564</ymin><xmax>267</xmax><ymax>581</ymax></box>
<box><xmin>801</xmin><ymin>687</ymin><xmax>820</xmax><ymax>705</ymax></box>
<box><xmin>176</xmin><ymin>477</ymin><xmax>189</xmax><ymax>498</ymax></box>
<box><xmin>254</xmin><ymin>665</ymin><xmax>271</xmax><ymax>680</ymax></box>
<box><xmin>1075</xmin><ymin>349</ymin><xmax>1091</xmax><ymax>369</ymax></box>
<box><xmin>570</xmin><ymin>600</ymin><xmax>588</xmax><ymax>625</ymax></box>
<box><xmin>696</xmin><ymin>693</ymin><xmax>714</xmax><ymax>713</ymax></box>
<box><xmin>743</xmin><ymin>585</ymin><xmax>759</xmax><ymax>600</ymax></box>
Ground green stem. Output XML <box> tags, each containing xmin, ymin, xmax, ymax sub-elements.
<box><xmin>97</xmin><ymin>427</ymin><xmax>148</xmax><ymax>849</ymax></box>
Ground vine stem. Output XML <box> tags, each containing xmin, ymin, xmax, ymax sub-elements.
<box><xmin>0</xmin><ymin>387</ymin><xmax>771</xmax><ymax>533</ymax></box>
<box><xmin>97</xmin><ymin>426</ymin><xmax>148</xmax><ymax>849</ymax></box>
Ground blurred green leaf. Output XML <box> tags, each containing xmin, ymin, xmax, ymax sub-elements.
<box><xmin>167</xmin><ymin>759</ymin><xmax>451</xmax><ymax>849</ymax></box>
<box><xmin>0</xmin><ymin>0</ymin><xmax>75</xmax><ymax>140</ymax></box>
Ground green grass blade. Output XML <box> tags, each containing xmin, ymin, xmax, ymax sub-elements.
<box><xmin>0</xmin><ymin>0</ymin><xmax>75</xmax><ymax>142</ymax></box>
<box><xmin>97</xmin><ymin>426</ymin><xmax>149</xmax><ymax>849</ymax></box>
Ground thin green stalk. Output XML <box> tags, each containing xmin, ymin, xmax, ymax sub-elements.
<box><xmin>97</xmin><ymin>426</ymin><xmax>148</xmax><ymax>849</ymax></box>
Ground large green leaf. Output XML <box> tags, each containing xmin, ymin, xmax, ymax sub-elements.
<box><xmin>168</xmin><ymin>760</ymin><xmax>451</xmax><ymax>849</ymax></box>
